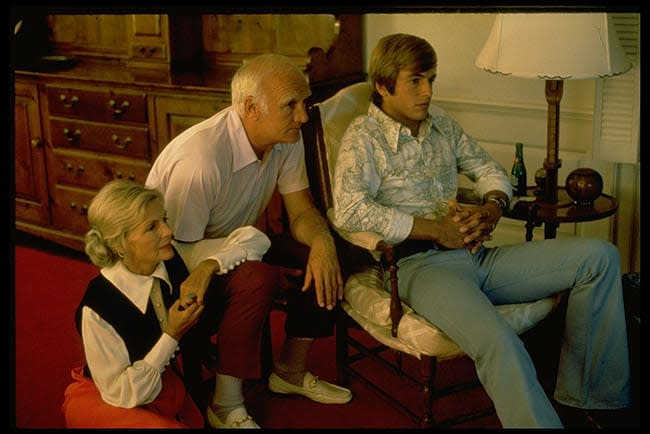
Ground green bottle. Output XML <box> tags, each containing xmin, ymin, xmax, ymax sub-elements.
<box><xmin>510</xmin><ymin>142</ymin><xmax>527</xmax><ymax>196</ymax></box>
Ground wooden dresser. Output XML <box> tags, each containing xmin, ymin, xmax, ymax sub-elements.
<box><xmin>14</xmin><ymin>14</ymin><xmax>364</xmax><ymax>252</ymax></box>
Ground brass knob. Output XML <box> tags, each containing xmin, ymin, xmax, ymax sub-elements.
<box><xmin>112</xmin><ymin>135</ymin><xmax>132</xmax><ymax>149</ymax></box>
<box><xmin>109</xmin><ymin>99</ymin><xmax>130</xmax><ymax>117</ymax></box>
<box><xmin>30</xmin><ymin>139</ymin><xmax>41</xmax><ymax>148</ymax></box>
<box><xmin>64</xmin><ymin>128</ymin><xmax>81</xmax><ymax>143</ymax></box>
<box><xmin>138</xmin><ymin>46</ymin><xmax>157</xmax><ymax>57</ymax></box>
<box><xmin>60</xmin><ymin>94</ymin><xmax>79</xmax><ymax>108</ymax></box>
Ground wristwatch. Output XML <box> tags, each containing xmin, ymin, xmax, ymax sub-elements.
<box><xmin>483</xmin><ymin>194</ymin><xmax>508</xmax><ymax>211</ymax></box>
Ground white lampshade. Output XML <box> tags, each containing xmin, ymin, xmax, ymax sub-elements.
<box><xmin>475</xmin><ymin>13</ymin><xmax>632</xmax><ymax>80</ymax></box>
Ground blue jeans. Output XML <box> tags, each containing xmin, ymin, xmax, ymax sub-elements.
<box><xmin>392</xmin><ymin>237</ymin><xmax>631</xmax><ymax>428</ymax></box>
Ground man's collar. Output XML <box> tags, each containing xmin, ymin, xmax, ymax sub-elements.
<box><xmin>368</xmin><ymin>103</ymin><xmax>433</xmax><ymax>151</ymax></box>
<box><xmin>228</xmin><ymin>108</ymin><xmax>282</xmax><ymax>172</ymax></box>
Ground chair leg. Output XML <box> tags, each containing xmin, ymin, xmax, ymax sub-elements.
<box><xmin>418</xmin><ymin>356</ymin><xmax>436</xmax><ymax>428</ymax></box>
<box><xmin>336</xmin><ymin>305</ymin><xmax>350</xmax><ymax>386</ymax></box>
<box><xmin>260</xmin><ymin>316</ymin><xmax>274</xmax><ymax>381</ymax></box>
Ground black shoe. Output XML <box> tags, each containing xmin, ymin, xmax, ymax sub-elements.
<box><xmin>554</xmin><ymin>404</ymin><xmax>594</xmax><ymax>428</ymax></box>
<box><xmin>584</xmin><ymin>408</ymin><xmax>640</xmax><ymax>429</ymax></box>
<box><xmin>555</xmin><ymin>403</ymin><xmax>639</xmax><ymax>429</ymax></box>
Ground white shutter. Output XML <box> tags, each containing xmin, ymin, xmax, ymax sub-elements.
<box><xmin>592</xmin><ymin>13</ymin><xmax>640</xmax><ymax>164</ymax></box>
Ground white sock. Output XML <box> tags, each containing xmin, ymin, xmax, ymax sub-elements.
<box><xmin>211</xmin><ymin>373</ymin><xmax>245</xmax><ymax>421</ymax></box>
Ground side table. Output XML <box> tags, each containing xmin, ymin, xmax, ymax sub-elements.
<box><xmin>505</xmin><ymin>187</ymin><xmax>618</xmax><ymax>240</ymax></box>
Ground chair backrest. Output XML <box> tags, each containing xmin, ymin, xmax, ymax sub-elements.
<box><xmin>302</xmin><ymin>81</ymin><xmax>373</xmax><ymax>213</ymax></box>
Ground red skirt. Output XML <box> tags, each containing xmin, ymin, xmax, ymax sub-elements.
<box><xmin>61</xmin><ymin>365</ymin><xmax>204</xmax><ymax>428</ymax></box>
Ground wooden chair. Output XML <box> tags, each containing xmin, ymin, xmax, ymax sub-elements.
<box><xmin>300</xmin><ymin>81</ymin><xmax>562</xmax><ymax>428</ymax></box>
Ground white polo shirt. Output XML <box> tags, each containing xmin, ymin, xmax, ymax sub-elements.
<box><xmin>146</xmin><ymin>106</ymin><xmax>308</xmax><ymax>242</ymax></box>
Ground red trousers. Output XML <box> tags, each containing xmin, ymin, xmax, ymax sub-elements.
<box><xmin>61</xmin><ymin>365</ymin><xmax>204</xmax><ymax>428</ymax></box>
<box><xmin>180</xmin><ymin>236</ymin><xmax>337</xmax><ymax>393</ymax></box>
<box><xmin>180</xmin><ymin>260</ymin><xmax>280</xmax><ymax>386</ymax></box>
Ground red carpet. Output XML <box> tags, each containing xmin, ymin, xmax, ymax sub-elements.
<box><xmin>13</xmin><ymin>237</ymin><xmax>501</xmax><ymax>429</ymax></box>
<box><xmin>13</xmin><ymin>243</ymin><xmax>96</xmax><ymax>428</ymax></box>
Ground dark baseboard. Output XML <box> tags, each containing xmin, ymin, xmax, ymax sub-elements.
<box><xmin>13</xmin><ymin>230</ymin><xmax>89</xmax><ymax>263</ymax></box>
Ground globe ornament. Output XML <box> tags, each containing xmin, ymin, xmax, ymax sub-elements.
<box><xmin>565</xmin><ymin>168</ymin><xmax>603</xmax><ymax>207</ymax></box>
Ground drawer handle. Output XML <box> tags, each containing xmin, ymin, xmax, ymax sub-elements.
<box><xmin>69</xmin><ymin>202</ymin><xmax>89</xmax><ymax>215</ymax></box>
<box><xmin>30</xmin><ymin>138</ymin><xmax>41</xmax><ymax>148</ymax></box>
<box><xmin>138</xmin><ymin>46</ymin><xmax>158</xmax><ymax>57</ymax></box>
<box><xmin>63</xmin><ymin>128</ymin><xmax>82</xmax><ymax>143</ymax></box>
<box><xmin>111</xmin><ymin>134</ymin><xmax>132</xmax><ymax>149</ymax></box>
<box><xmin>59</xmin><ymin>94</ymin><xmax>79</xmax><ymax>108</ymax></box>
<box><xmin>115</xmin><ymin>171</ymin><xmax>137</xmax><ymax>181</ymax></box>
<box><xmin>109</xmin><ymin>99</ymin><xmax>130</xmax><ymax>118</ymax></box>
<box><xmin>66</xmin><ymin>163</ymin><xmax>84</xmax><ymax>173</ymax></box>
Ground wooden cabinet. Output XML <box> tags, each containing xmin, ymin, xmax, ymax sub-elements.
<box><xmin>15</xmin><ymin>80</ymin><xmax>50</xmax><ymax>227</ymax></box>
<box><xmin>46</xmin><ymin>14</ymin><xmax>362</xmax><ymax>80</ymax></box>
<box><xmin>40</xmin><ymin>82</ymin><xmax>155</xmax><ymax>249</ymax></box>
<box><xmin>152</xmin><ymin>93</ymin><xmax>230</xmax><ymax>152</ymax></box>
<box><xmin>46</xmin><ymin>14</ymin><xmax>202</xmax><ymax>70</ymax></box>
<box><xmin>14</xmin><ymin>13</ymin><xmax>364</xmax><ymax>252</ymax></box>
<box><xmin>127</xmin><ymin>15</ymin><xmax>202</xmax><ymax>70</ymax></box>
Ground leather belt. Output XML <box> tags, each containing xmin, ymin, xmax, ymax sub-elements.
<box><xmin>393</xmin><ymin>239</ymin><xmax>439</xmax><ymax>259</ymax></box>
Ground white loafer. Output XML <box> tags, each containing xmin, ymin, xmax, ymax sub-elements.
<box><xmin>206</xmin><ymin>406</ymin><xmax>260</xmax><ymax>429</ymax></box>
<box><xmin>268</xmin><ymin>371</ymin><xmax>352</xmax><ymax>404</ymax></box>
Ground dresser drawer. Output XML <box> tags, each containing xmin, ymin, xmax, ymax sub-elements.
<box><xmin>52</xmin><ymin>149</ymin><xmax>151</xmax><ymax>190</ymax></box>
<box><xmin>50</xmin><ymin>119</ymin><xmax>151</xmax><ymax>159</ymax></box>
<box><xmin>50</xmin><ymin>185</ymin><xmax>95</xmax><ymax>235</ymax></box>
<box><xmin>47</xmin><ymin>86</ymin><xmax>147</xmax><ymax>124</ymax></box>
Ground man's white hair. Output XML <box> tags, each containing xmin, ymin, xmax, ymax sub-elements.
<box><xmin>231</xmin><ymin>53</ymin><xmax>307</xmax><ymax>116</ymax></box>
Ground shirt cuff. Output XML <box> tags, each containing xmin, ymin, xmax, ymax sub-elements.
<box><xmin>172</xmin><ymin>226</ymin><xmax>271</xmax><ymax>275</ymax></box>
<box><xmin>384</xmin><ymin>210</ymin><xmax>414</xmax><ymax>245</ymax></box>
<box><xmin>214</xmin><ymin>245</ymin><xmax>248</xmax><ymax>275</ymax></box>
<box><xmin>143</xmin><ymin>333</ymin><xmax>180</xmax><ymax>373</ymax></box>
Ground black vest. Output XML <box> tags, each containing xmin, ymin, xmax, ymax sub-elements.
<box><xmin>75</xmin><ymin>249</ymin><xmax>189</xmax><ymax>376</ymax></box>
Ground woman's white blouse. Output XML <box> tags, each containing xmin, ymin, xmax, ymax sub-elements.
<box><xmin>81</xmin><ymin>261</ymin><xmax>179</xmax><ymax>408</ymax></box>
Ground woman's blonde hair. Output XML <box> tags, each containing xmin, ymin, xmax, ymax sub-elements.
<box><xmin>84</xmin><ymin>179</ymin><xmax>164</xmax><ymax>268</ymax></box>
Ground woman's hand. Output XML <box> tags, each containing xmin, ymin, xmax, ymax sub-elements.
<box><xmin>164</xmin><ymin>299</ymin><xmax>204</xmax><ymax>341</ymax></box>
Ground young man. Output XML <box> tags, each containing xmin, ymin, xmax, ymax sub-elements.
<box><xmin>331</xmin><ymin>33</ymin><xmax>631</xmax><ymax>428</ymax></box>
<box><xmin>146</xmin><ymin>53</ymin><xmax>351</xmax><ymax>429</ymax></box>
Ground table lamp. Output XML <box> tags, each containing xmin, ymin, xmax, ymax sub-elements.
<box><xmin>474</xmin><ymin>13</ymin><xmax>632</xmax><ymax>204</ymax></box>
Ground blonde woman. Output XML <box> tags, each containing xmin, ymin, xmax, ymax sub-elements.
<box><xmin>62</xmin><ymin>179</ymin><xmax>206</xmax><ymax>427</ymax></box>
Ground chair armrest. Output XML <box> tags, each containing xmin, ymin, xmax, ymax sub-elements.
<box><xmin>326</xmin><ymin>208</ymin><xmax>384</xmax><ymax>251</ymax></box>
<box><xmin>326</xmin><ymin>208</ymin><xmax>403</xmax><ymax>337</ymax></box>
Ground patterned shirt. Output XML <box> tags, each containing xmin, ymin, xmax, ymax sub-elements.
<box><xmin>332</xmin><ymin>102</ymin><xmax>511</xmax><ymax>244</ymax></box>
